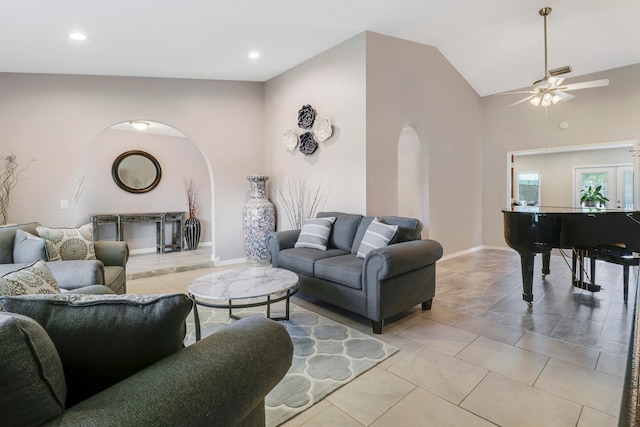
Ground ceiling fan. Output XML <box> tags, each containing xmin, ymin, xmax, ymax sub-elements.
<box><xmin>507</xmin><ymin>7</ymin><xmax>609</xmax><ymax>107</ymax></box>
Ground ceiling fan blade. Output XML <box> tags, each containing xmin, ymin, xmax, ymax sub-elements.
<box><xmin>559</xmin><ymin>79</ymin><xmax>610</xmax><ymax>91</ymax></box>
<box><xmin>555</xmin><ymin>91</ymin><xmax>575</xmax><ymax>102</ymax></box>
<box><xmin>499</xmin><ymin>90</ymin><xmax>537</xmax><ymax>95</ymax></box>
<box><xmin>508</xmin><ymin>94</ymin><xmax>537</xmax><ymax>107</ymax></box>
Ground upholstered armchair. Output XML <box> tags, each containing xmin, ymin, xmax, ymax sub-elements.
<box><xmin>0</xmin><ymin>293</ymin><xmax>293</xmax><ymax>426</ymax></box>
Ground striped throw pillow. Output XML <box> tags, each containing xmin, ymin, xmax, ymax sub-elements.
<box><xmin>356</xmin><ymin>218</ymin><xmax>398</xmax><ymax>259</ymax></box>
<box><xmin>294</xmin><ymin>217</ymin><xmax>336</xmax><ymax>251</ymax></box>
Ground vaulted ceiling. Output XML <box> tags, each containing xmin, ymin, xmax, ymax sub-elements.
<box><xmin>2</xmin><ymin>0</ymin><xmax>639</xmax><ymax>96</ymax></box>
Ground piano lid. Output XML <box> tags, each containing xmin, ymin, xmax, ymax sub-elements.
<box><xmin>503</xmin><ymin>205</ymin><xmax>639</xmax><ymax>214</ymax></box>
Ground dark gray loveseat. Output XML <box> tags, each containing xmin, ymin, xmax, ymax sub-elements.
<box><xmin>0</xmin><ymin>222</ymin><xmax>128</xmax><ymax>294</ymax></box>
<box><xmin>267</xmin><ymin>212</ymin><xmax>443</xmax><ymax>333</ymax></box>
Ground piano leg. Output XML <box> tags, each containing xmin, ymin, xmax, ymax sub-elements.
<box><xmin>519</xmin><ymin>252</ymin><xmax>535</xmax><ymax>307</ymax></box>
<box><xmin>542</xmin><ymin>251</ymin><xmax>551</xmax><ymax>278</ymax></box>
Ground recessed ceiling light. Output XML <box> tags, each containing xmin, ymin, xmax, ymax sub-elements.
<box><xmin>69</xmin><ymin>32</ymin><xmax>88</xmax><ymax>41</ymax></box>
<box><xmin>248</xmin><ymin>51</ymin><xmax>260</xmax><ymax>60</ymax></box>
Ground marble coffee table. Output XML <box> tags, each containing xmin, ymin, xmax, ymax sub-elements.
<box><xmin>188</xmin><ymin>267</ymin><xmax>299</xmax><ymax>341</ymax></box>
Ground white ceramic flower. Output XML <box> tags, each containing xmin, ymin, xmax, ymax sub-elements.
<box><xmin>313</xmin><ymin>116</ymin><xmax>332</xmax><ymax>142</ymax></box>
<box><xmin>282</xmin><ymin>128</ymin><xmax>298</xmax><ymax>150</ymax></box>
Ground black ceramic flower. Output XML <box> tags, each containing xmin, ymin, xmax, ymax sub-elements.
<box><xmin>297</xmin><ymin>104</ymin><xmax>316</xmax><ymax>129</ymax></box>
<box><xmin>299</xmin><ymin>131</ymin><xmax>318</xmax><ymax>155</ymax></box>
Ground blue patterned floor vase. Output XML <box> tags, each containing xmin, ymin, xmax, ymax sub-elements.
<box><xmin>185</xmin><ymin>217</ymin><xmax>201</xmax><ymax>250</ymax></box>
<box><xmin>243</xmin><ymin>175</ymin><xmax>275</xmax><ymax>266</ymax></box>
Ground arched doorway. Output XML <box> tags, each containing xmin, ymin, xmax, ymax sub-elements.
<box><xmin>397</xmin><ymin>126</ymin><xmax>429</xmax><ymax>237</ymax></box>
<box><xmin>75</xmin><ymin>120</ymin><xmax>211</xmax><ymax>253</ymax></box>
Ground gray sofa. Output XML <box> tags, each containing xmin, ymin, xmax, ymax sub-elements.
<box><xmin>0</xmin><ymin>293</ymin><xmax>293</xmax><ymax>426</ymax></box>
<box><xmin>267</xmin><ymin>211</ymin><xmax>443</xmax><ymax>333</ymax></box>
<box><xmin>0</xmin><ymin>222</ymin><xmax>128</xmax><ymax>294</ymax></box>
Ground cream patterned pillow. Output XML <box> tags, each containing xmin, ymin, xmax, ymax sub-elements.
<box><xmin>0</xmin><ymin>260</ymin><xmax>61</xmax><ymax>295</ymax></box>
<box><xmin>36</xmin><ymin>224</ymin><xmax>96</xmax><ymax>261</ymax></box>
<box><xmin>294</xmin><ymin>217</ymin><xmax>336</xmax><ymax>251</ymax></box>
<box><xmin>356</xmin><ymin>218</ymin><xmax>399</xmax><ymax>259</ymax></box>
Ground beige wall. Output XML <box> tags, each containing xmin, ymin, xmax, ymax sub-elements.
<box><xmin>514</xmin><ymin>147</ymin><xmax>632</xmax><ymax>207</ymax></box>
<box><xmin>264</xmin><ymin>33</ymin><xmax>367</xmax><ymax>230</ymax></box>
<box><xmin>0</xmin><ymin>73</ymin><xmax>264</xmax><ymax>261</ymax></box>
<box><xmin>365</xmin><ymin>33</ymin><xmax>484</xmax><ymax>252</ymax></box>
<box><xmin>482</xmin><ymin>63</ymin><xmax>640</xmax><ymax>248</ymax></box>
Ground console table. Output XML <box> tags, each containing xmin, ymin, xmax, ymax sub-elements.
<box><xmin>89</xmin><ymin>212</ymin><xmax>186</xmax><ymax>254</ymax></box>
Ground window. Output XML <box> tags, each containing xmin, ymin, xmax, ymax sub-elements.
<box><xmin>516</xmin><ymin>172</ymin><xmax>540</xmax><ymax>206</ymax></box>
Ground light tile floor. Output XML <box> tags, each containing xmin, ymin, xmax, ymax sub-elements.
<box><xmin>127</xmin><ymin>248</ymin><xmax>634</xmax><ymax>426</ymax></box>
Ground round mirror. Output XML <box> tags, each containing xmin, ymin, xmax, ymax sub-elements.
<box><xmin>111</xmin><ymin>150</ymin><xmax>162</xmax><ymax>193</ymax></box>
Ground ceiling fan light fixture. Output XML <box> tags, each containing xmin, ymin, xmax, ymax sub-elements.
<box><xmin>530</xmin><ymin>95</ymin><xmax>542</xmax><ymax>106</ymax></box>
<box><xmin>551</xmin><ymin>93</ymin><xmax>562</xmax><ymax>104</ymax></box>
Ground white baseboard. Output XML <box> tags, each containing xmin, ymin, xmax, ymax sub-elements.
<box><xmin>213</xmin><ymin>257</ymin><xmax>246</xmax><ymax>267</ymax></box>
<box><xmin>440</xmin><ymin>244</ymin><xmax>513</xmax><ymax>262</ymax></box>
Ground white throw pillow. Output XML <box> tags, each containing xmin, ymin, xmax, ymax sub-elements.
<box><xmin>294</xmin><ymin>217</ymin><xmax>336</xmax><ymax>251</ymax></box>
<box><xmin>356</xmin><ymin>218</ymin><xmax>398</xmax><ymax>259</ymax></box>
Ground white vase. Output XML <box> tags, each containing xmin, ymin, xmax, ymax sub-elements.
<box><xmin>242</xmin><ymin>175</ymin><xmax>275</xmax><ymax>266</ymax></box>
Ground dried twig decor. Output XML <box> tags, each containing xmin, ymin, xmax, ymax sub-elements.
<box><xmin>275</xmin><ymin>178</ymin><xmax>329</xmax><ymax>230</ymax></box>
<box><xmin>184</xmin><ymin>177</ymin><xmax>200</xmax><ymax>218</ymax></box>
<box><xmin>0</xmin><ymin>154</ymin><xmax>32</xmax><ymax>226</ymax></box>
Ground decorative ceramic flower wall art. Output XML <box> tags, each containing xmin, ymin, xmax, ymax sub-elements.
<box><xmin>284</xmin><ymin>104</ymin><xmax>333</xmax><ymax>156</ymax></box>
<box><xmin>313</xmin><ymin>116</ymin><xmax>332</xmax><ymax>142</ymax></box>
<box><xmin>282</xmin><ymin>128</ymin><xmax>298</xmax><ymax>150</ymax></box>
<box><xmin>299</xmin><ymin>131</ymin><xmax>318</xmax><ymax>155</ymax></box>
<box><xmin>297</xmin><ymin>105</ymin><xmax>316</xmax><ymax>129</ymax></box>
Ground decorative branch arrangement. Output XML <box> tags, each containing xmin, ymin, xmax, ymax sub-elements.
<box><xmin>0</xmin><ymin>154</ymin><xmax>33</xmax><ymax>226</ymax></box>
<box><xmin>184</xmin><ymin>177</ymin><xmax>200</xmax><ymax>219</ymax></box>
<box><xmin>275</xmin><ymin>178</ymin><xmax>329</xmax><ymax>230</ymax></box>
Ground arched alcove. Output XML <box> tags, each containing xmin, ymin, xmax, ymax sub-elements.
<box><xmin>397</xmin><ymin>125</ymin><xmax>429</xmax><ymax>237</ymax></box>
<box><xmin>75</xmin><ymin>120</ymin><xmax>211</xmax><ymax>253</ymax></box>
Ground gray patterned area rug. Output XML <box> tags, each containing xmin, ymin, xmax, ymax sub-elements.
<box><xmin>184</xmin><ymin>303</ymin><xmax>398</xmax><ymax>426</ymax></box>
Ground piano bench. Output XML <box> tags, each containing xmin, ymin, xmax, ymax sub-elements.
<box><xmin>592</xmin><ymin>246</ymin><xmax>640</xmax><ymax>303</ymax></box>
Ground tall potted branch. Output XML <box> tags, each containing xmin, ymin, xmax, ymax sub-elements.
<box><xmin>184</xmin><ymin>177</ymin><xmax>201</xmax><ymax>250</ymax></box>
<box><xmin>0</xmin><ymin>154</ymin><xmax>32</xmax><ymax>225</ymax></box>
<box><xmin>275</xmin><ymin>178</ymin><xmax>329</xmax><ymax>230</ymax></box>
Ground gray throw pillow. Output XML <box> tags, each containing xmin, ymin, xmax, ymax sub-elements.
<box><xmin>13</xmin><ymin>229</ymin><xmax>48</xmax><ymax>263</ymax></box>
<box><xmin>0</xmin><ymin>260</ymin><xmax>61</xmax><ymax>295</ymax></box>
<box><xmin>0</xmin><ymin>312</ymin><xmax>66</xmax><ymax>426</ymax></box>
<box><xmin>294</xmin><ymin>217</ymin><xmax>336</xmax><ymax>251</ymax></box>
<box><xmin>356</xmin><ymin>218</ymin><xmax>399</xmax><ymax>259</ymax></box>
<box><xmin>0</xmin><ymin>293</ymin><xmax>193</xmax><ymax>407</ymax></box>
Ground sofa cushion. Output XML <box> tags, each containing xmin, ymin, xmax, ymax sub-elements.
<box><xmin>317</xmin><ymin>212</ymin><xmax>363</xmax><ymax>251</ymax></box>
<box><xmin>279</xmin><ymin>247</ymin><xmax>348</xmax><ymax>276</ymax></box>
<box><xmin>36</xmin><ymin>223</ymin><xmax>96</xmax><ymax>261</ymax></box>
<box><xmin>356</xmin><ymin>218</ymin><xmax>398</xmax><ymax>259</ymax></box>
<box><xmin>0</xmin><ymin>221</ymin><xmax>39</xmax><ymax>264</ymax></box>
<box><xmin>352</xmin><ymin>216</ymin><xmax>423</xmax><ymax>254</ymax></box>
<box><xmin>295</xmin><ymin>217</ymin><xmax>336</xmax><ymax>250</ymax></box>
<box><xmin>0</xmin><ymin>293</ymin><xmax>193</xmax><ymax>407</ymax></box>
<box><xmin>0</xmin><ymin>260</ymin><xmax>61</xmax><ymax>295</ymax></box>
<box><xmin>13</xmin><ymin>229</ymin><xmax>48</xmax><ymax>263</ymax></box>
<box><xmin>315</xmin><ymin>254</ymin><xmax>364</xmax><ymax>290</ymax></box>
<box><xmin>0</xmin><ymin>312</ymin><xmax>66</xmax><ymax>426</ymax></box>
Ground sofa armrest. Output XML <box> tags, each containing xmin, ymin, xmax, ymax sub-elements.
<box><xmin>45</xmin><ymin>316</ymin><xmax>293</xmax><ymax>427</ymax></box>
<box><xmin>45</xmin><ymin>260</ymin><xmax>105</xmax><ymax>289</ymax></box>
<box><xmin>267</xmin><ymin>230</ymin><xmax>300</xmax><ymax>267</ymax></box>
<box><xmin>93</xmin><ymin>241</ymin><xmax>129</xmax><ymax>267</ymax></box>
<box><xmin>364</xmin><ymin>239</ymin><xmax>443</xmax><ymax>281</ymax></box>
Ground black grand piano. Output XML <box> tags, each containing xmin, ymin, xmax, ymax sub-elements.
<box><xmin>503</xmin><ymin>206</ymin><xmax>640</xmax><ymax>306</ymax></box>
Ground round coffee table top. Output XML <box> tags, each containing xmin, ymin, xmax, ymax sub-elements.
<box><xmin>188</xmin><ymin>267</ymin><xmax>299</xmax><ymax>301</ymax></box>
